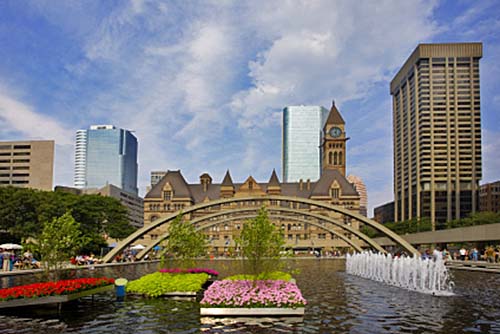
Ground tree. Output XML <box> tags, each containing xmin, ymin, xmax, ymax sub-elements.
<box><xmin>236</xmin><ymin>206</ymin><xmax>285</xmax><ymax>276</ymax></box>
<box><xmin>161</xmin><ymin>213</ymin><xmax>207</xmax><ymax>268</ymax></box>
<box><xmin>447</xmin><ymin>211</ymin><xmax>500</xmax><ymax>229</ymax></box>
<box><xmin>32</xmin><ymin>211</ymin><xmax>86</xmax><ymax>279</ymax></box>
<box><xmin>0</xmin><ymin>187</ymin><xmax>135</xmax><ymax>252</ymax></box>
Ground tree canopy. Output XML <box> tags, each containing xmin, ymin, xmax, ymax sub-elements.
<box><xmin>236</xmin><ymin>206</ymin><xmax>285</xmax><ymax>276</ymax></box>
<box><xmin>0</xmin><ymin>186</ymin><xmax>136</xmax><ymax>254</ymax></box>
<box><xmin>32</xmin><ymin>211</ymin><xmax>86</xmax><ymax>278</ymax></box>
<box><xmin>446</xmin><ymin>211</ymin><xmax>500</xmax><ymax>229</ymax></box>
<box><xmin>161</xmin><ymin>213</ymin><xmax>207</xmax><ymax>268</ymax></box>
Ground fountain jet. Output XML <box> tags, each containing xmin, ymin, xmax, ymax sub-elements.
<box><xmin>346</xmin><ymin>252</ymin><xmax>454</xmax><ymax>296</ymax></box>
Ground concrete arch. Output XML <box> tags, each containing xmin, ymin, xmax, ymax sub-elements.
<box><xmin>136</xmin><ymin>211</ymin><xmax>364</xmax><ymax>259</ymax></box>
<box><xmin>102</xmin><ymin>195</ymin><xmax>419</xmax><ymax>262</ymax></box>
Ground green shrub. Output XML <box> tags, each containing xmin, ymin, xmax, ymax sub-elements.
<box><xmin>126</xmin><ymin>272</ymin><xmax>209</xmax><ymax>297</ymax></box>
<box><xmin>225</xmin><ymin>271</ymin><xmax>292</xmax><ymax>281</ymax></box>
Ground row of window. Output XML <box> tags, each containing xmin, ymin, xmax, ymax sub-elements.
<box><xmin>0</xmin><ymin>145</ymin><xmax>31</xmax><ymax>150</ymax></box>
<box><xmin>0</xmin><ymin>159</ymin><xmax>30</xmax><ymax>163</ymax></box>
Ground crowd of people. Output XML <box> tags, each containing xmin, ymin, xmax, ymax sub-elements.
<box><xmin>454</xmin><ymin>246</ymin><xmax>500</xmax><ymax>263</ymax></box>
<box><xmin>70</xmin><ymin>254</ymin><xmax>102</xmax><ymax>266</ymax></box>
<box><xmin>0</xmin><ymin>248</ymin><xmax>41</xmax><ymax>271</ymax></box>
<box><xmin>419</xmin><ymin>246</ymin><xmax>500</xmax><ymax>263</ymax></box>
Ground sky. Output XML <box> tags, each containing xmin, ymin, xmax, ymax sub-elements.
<box><xmin>0</xmin><ymin>0</ymin><xmax>499</xmax><ymax>216</ymax></box>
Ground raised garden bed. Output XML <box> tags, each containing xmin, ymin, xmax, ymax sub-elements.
<box><xmin>200</xmin><ymin>278</ymin><xmax>307</xmax><ymax>317</ymax></box>
<box><xmin>200</xmin><ymin>307</ymin><xmax>305</xmax><ymax>316</ymax></box>
<box><xmin>126</xmin><ymin>268</ymin><xmax>218</xmax><ymax>298</ymax></box>
<box><xmin>0</xmin><ymin>278</ymin><xmax>115</xmax><ymax>309</ymax></box>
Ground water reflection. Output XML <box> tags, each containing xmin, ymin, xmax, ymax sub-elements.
<box><xmin>0</xmin><ymin>259</ymin><xmax>499</xmax><ymax>334</ymax></box>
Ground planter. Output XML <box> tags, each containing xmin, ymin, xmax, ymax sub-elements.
<box><xmin>200</xmin><ymin>307</ymin><xmax>305</xmax><ymax>316</ymax></box>
<box><xmin>0</xmin><ymin>285</ymin><xmax>113</xmax><ymax>309</ymax></box>
<box><xmin>128</xmin><ymin>291</ymin><xmax>197</xmax><ymax>298</ymax></box>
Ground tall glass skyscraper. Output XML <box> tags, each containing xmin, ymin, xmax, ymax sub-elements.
<box><xmin>282</xmin><ymin>106</ymin><xmax>329</xmax><ymax>182</ymax></box>
<box><xmin>73</xmin><ymin>125</ymin><xmax>138</xmax><ymax>195</ymax></box>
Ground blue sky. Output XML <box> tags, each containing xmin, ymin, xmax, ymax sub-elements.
<box><xmin>0</xmin><ymin>0</ymin><xmax>499</xmax><ymax>215</ymax></box>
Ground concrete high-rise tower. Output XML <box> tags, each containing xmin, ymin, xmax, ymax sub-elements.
<box><xmin>73</xmin><ymin>125</ymin><xmax>138</xmax><ymax>195</ymax></box>
<box><xmin>282</xmin><ymin>105</ymin><xmax>329</xmax><ymax>182</ymax></box>
<box><xmin>391</xmin><ymin>43</ymin><xmax>482</xmax><ymax>229</ymax></box>
<box><xmin>347</xmin><ymin>175</ymin><xmax>367</xmax><ymax>216</ymax></box>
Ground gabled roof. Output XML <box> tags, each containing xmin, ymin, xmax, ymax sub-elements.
<box><xmin>268</xmin><ymin>169</ymin><xmax>280</xmax><ymax>187</ymax></box>
<box><xmin>310</xmin><ymin>169</ymin><xmax>358</xmax><ymax>196</ymax></box>
<box><xmin>221</xmin><ymin>170</ymin><xmax>234</xmax><ymax>187</ymax></box>
<box><xmin>324</xmin><ymin>100</ymin><xmax>345</xmax><ymax>128</ymax></box>
<box><xmin>189</xmin><ymin>184</ymin><xmax>221</xmax><ymax>202</ymax></box>
<box><xmin>145</xmin><ymin>170</ymin><xmax>193</xmax><ymax>199</ymax></box>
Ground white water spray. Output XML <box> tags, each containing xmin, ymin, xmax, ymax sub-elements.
<box><xmin>346</xmin><ymin>252</ymin><xmax>454</xmax><ymax>296</ymax></box>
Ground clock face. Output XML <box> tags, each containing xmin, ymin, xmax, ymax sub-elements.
<box><xmin>329</xmin><ymin>127</ymin><xmax>342</xmax><ymax>138</ymax></box>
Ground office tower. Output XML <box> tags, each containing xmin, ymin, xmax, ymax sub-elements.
<box><xmin>479</xmin><ymin>181</ymin><xmax>500</xmax><ymax>213</ymax></box>
<box><xmin>0</xmin><ymin>140</ymin><xmax>54</xmax><ymax>190</ymax></box>
<box><xmin>347</xmin><ymin>175</ymin><xmax>368</xmax><ymax>216</ymax></box>
<box><xmin>151</xmin><ymin>171</ymin><xmax>167</xmax><ymax>188</ymax></box>
<box><xmin>73</xmin><ymin>125</ymin><xmax>138</xmax><ymax>195</ymax></box>
<box><xmin>74</xmin><ymin>130</ymin><xmax>87</xmax><ymax>189</ymax></box>
<box><xmin>391</xmin><ymin>43</ymin><xmax>482</xmax><ymax>229</ymax></box>
<box><xmin>282</xmin><ymin>105</ymin><xmax>329</xmax><ymax>182</ymax></box>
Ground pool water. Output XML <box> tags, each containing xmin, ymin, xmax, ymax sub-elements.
<box><xmin>0</xmin><ymin>259</ymin><xmax>499</xmax><ymax>334</ymax></box>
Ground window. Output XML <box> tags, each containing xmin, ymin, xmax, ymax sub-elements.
<box><xmin>334</xmin><ymin>152</ymin><xmax>338</xmax><ymax>165</ymax></box>
<box><xmin>328</xmin><ymin>151</ymin><xmax>333</xmax><ymax>165</ymax></box>
<box><xmin>339</xmin><ymin>151</ymin><xmax>343</xmax><ymax>165</ymax></box>
<box><xmin>163</xmin><ymin>191</ymin><xmax>172</xmax><ymax>200</ymax></box>
<box><xmin>330</xmin><ymin>188</ymin><xmax>339</xmax><ymax>199</ymax></box>
<box><xmin>13</xmin><ymin>145</ymin><xmax>31</xmax><ymax>149</ymax></box>
<box><xmin>249</xmin><ymin>181</ymin><xmax>253</xmax><ymax>190</ymax></box>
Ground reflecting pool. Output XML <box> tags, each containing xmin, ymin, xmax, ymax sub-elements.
<box><xmin>0</xmin><ymin>259</ymin><xmax>499</xmax><ymax>333</ymax></box>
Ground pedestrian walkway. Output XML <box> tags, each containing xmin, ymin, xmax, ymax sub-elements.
<box><xmin>446</xmin><ymin>260</ymin><xmax>500</xmax><ymax>274</ymax></box>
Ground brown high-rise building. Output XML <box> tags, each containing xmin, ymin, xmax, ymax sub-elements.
<box><xmin>0</xmin><ymin>140</ymin><xmax>54</xmax><ymax>191</ymax></box>
<box><xmin>390</xmin><ymin>43</ymin><xmax>482</xmax><ymax>229</ymax></box>
<box><xmin>479</xmin><ymin>181</ymin><xmax>500</xmax><ymax>213</ymax></box>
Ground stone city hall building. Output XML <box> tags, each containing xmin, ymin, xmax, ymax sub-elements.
<box><xmin>143</xmin><ymin>104</ymin><xmax>362</xmax><ymax>254</ymax></box>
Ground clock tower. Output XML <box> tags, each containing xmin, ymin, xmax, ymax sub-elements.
<box><xmin>322</xmin><ymin>100</ymin><xmax>348</xmax><ymax>176</ymax></box>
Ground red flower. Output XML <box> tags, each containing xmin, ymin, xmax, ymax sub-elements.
<box><xmin>0</xmin><ymin>277</ymin><xmax>115</xmax><ymax>301</ymax></box>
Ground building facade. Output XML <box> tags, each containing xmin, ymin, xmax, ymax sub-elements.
<box><xmin>347</xmin><ymin>175</ymin><xmax>367</xmax><ymax>217</ymax></box>
<box><xmin>282</xmin><ymin>105</ymin><xmax>329</xmax><ymax>182</ymax></box>
<box><xmin>56</xmin><ymin>184</ymin><xmax>144</xmax><ymax>228</ymax></box>
<box><xmin>0</xmin><ymin>140</ymin><xmax>54</xmax><ymax>191</ymax></box>
<box><xmin>143</xmin><ymin>105</ymin><xmax>362</xmax><ymax>254</ymax></box>
<box><xmin>391</xmin><ymin>43</ymin><xmax>483</xmax><ymax>229</ymax></box>
<box><xmin>151</xmin><ymin>171</ymin><xmax>167</xmax><ymax>188</ymax></box>
<box><xmin>74</xmin><ymin>125</ymin><xmax>138</xmax><ymax>195</ymax></box>
<box><xmin>479</xmin><ymin>181</ymin><xmax>500</xmax><ymax>213</ymax></box>
<box><xmin>373</xmin><ymin>201</ymin><xmax>395</xmax><ymax>224</ymax></box>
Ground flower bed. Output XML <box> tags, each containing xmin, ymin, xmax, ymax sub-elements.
<box><xmin>0</xmin><ymin>277</ymin><xmax>114</xmax><ymax>301</ymax></box>
<box><xmin>200</xmin><ymin>279</ymin><xmax>306</xmax><ymax>316</ymax></box>
<box><xmin>0</xmin><ymin>277</ymin><xmax>115</xmax><ymax>309</ymax></box>
<box><xmin>225</xmin><ymin>271</ymin><xmax>292</xmax><ymax>282</ymax></box>
<box><xmin>126</xmin><ymin>272</ymin><xmax>209</xmax><ymax>297</ymax></box>
<box><xmin>159</xmin><ymin>268</ymin><xmax>219</xmax><ymax>276</ymax></box>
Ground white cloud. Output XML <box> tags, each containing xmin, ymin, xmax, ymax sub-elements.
<box><xmin>10</xmin><ymin>0</ymin><xmax>453</xmax><ymax>194</ymax></box>
<box><xmin>0</xmin><ymin>86</ymin><xmax>76</xmax><ymax>188</ymax></box>
<box><xmin>231</xmin><ymin>0</ymin><xmax>439</xmax><ymax>129</ymax></box>
<box><xmin>0</xmin><ymin>89</ymin><xmax>73</xmax><ymax>145</ymax></box>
